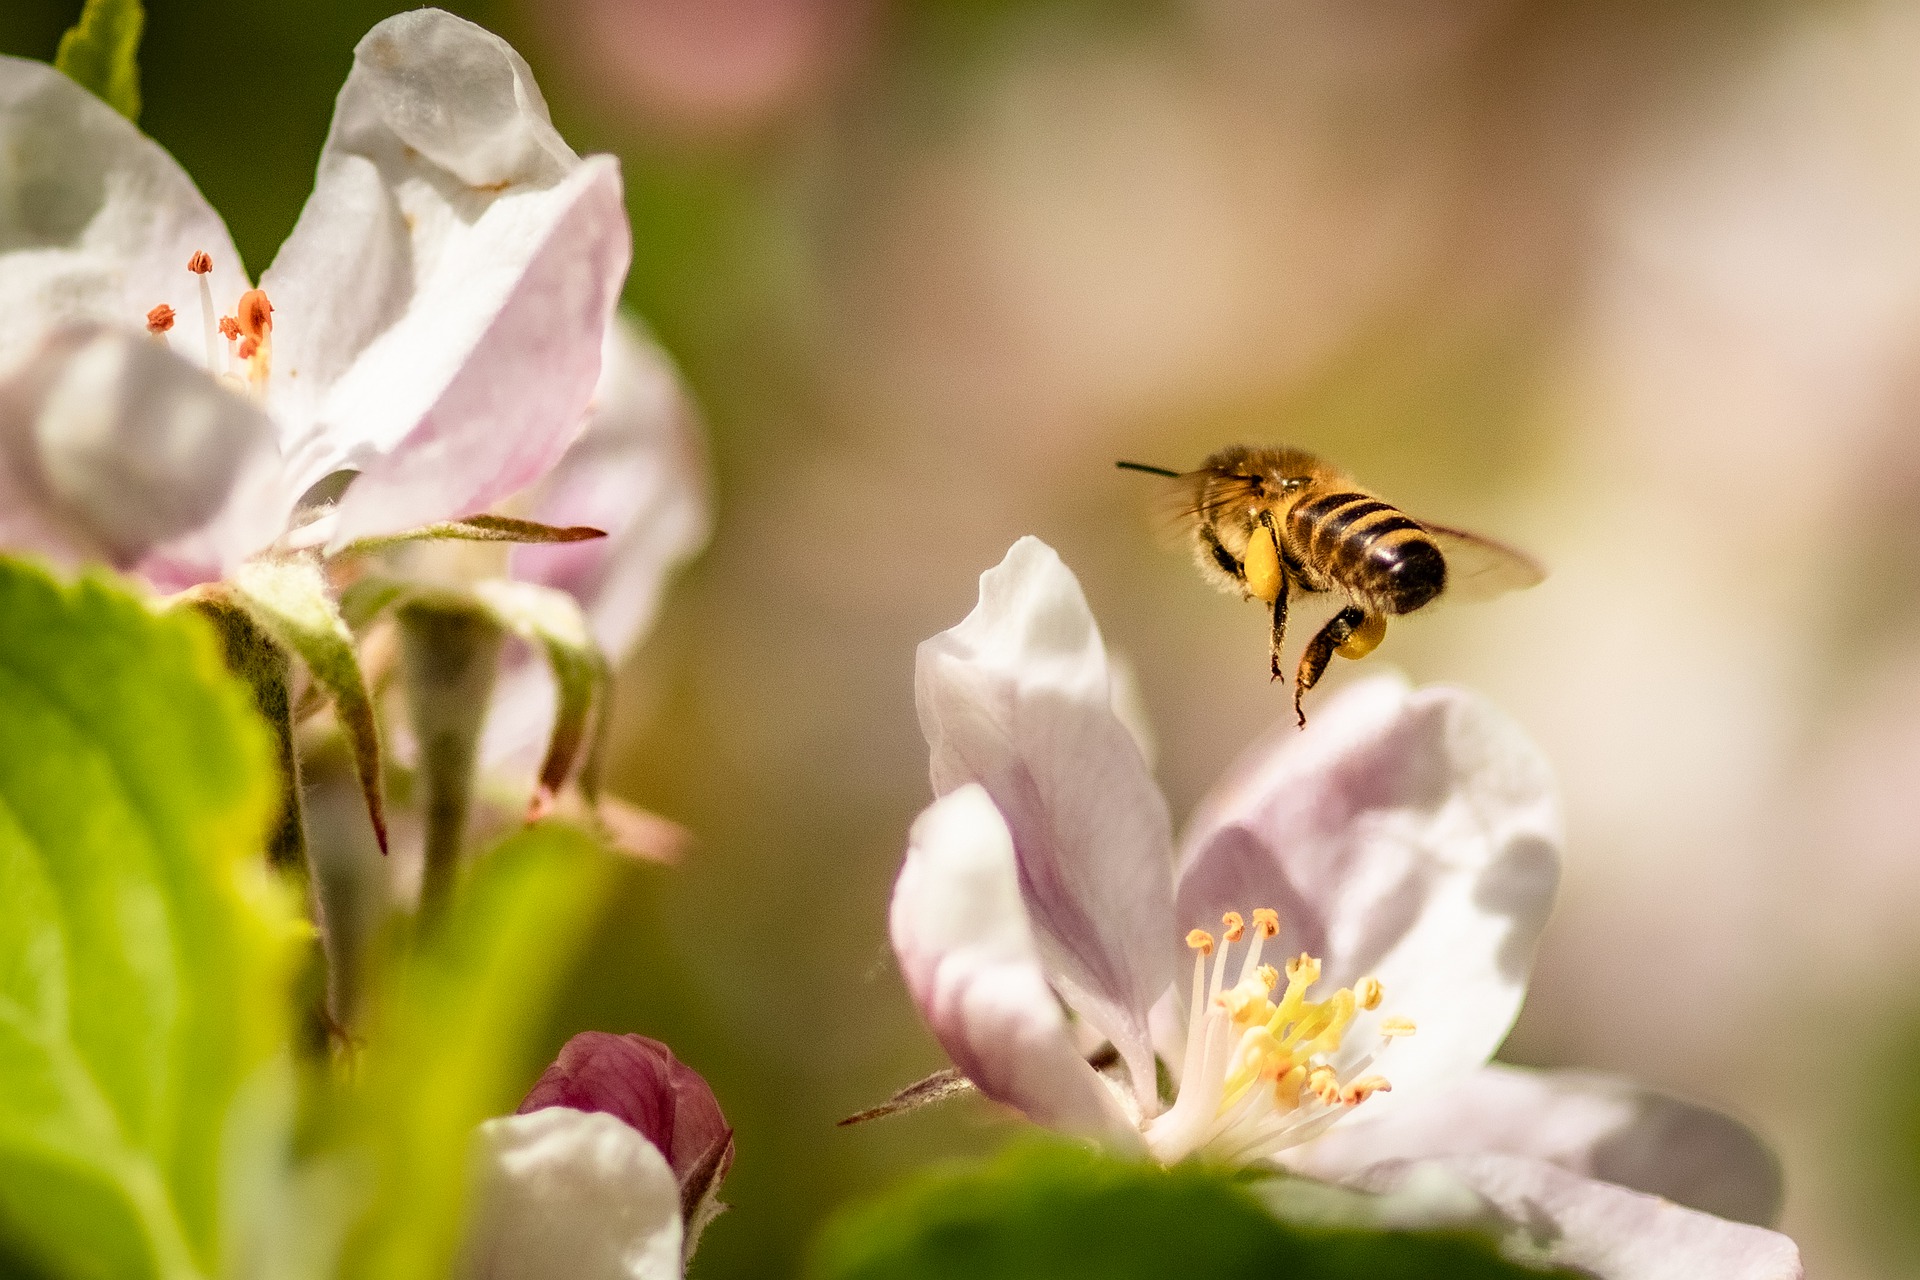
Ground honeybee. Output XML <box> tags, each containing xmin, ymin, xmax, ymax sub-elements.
<box><xmin>1120</xmin><ymin>445</ymin><xmax>1544</xmax><ymax>725</ymax></box>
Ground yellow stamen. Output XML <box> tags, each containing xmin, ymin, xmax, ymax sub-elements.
<box><xmin>1357</xmin><ymin>976</ymin><xmax>1383</xmax><ymax>1010</ymax></box>
<box><xmin>1221</xmin><ymin>911</ymin><xmax>1245</xmax><ymax>943</ymax></box>
<box><xmin>1186</xmin><ymin>929</ymin><xmax>1215</xmax><ymax>956</ymax></box>
<box><xmin>1255</xmin><ymin>964</ymin><xmax>1278</xmax><ymax>991</ymax></box>
<box><xmin>1251</xmin><ymin>908</ymin><xmax>1279</xmax><ymax>938</ymax></box>
<box><xmin>1380</xmin><ymin>1016</ymin><xmax>1417</xmax><ymax>1038</ymax></box>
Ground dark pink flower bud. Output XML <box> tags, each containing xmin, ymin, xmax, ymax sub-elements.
<box><xmin>520</xmin><ymin>1031</ymin><xmax>735</xmax><ymax>1247</ymax></box>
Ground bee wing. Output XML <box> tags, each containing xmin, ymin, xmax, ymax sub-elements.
<box><xmin>1422</xmin><ymin>522</ymin><xmax>1547</xmax><ymax>603</ymax></box>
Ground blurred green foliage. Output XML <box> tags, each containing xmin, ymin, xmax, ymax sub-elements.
<box><xmin>52</xmin><ymin>0</ymin><xmax>142</xmax><ymax>119</ymax></box>
<box><xmin>806</xmin><ymin>1140</ymin><xmax>1578</xmax><ymax>1280</ymax></box>
<box><xmin>323</xmin><ymin>825</ymin><xmax>614</xmax><ymax>1280</ymax></box>
<box><xmin>0</xmin><ymin>557</ymin><xmax>300</xmax><ymax>1279</ymax></box>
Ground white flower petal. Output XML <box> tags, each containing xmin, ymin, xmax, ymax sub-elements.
<box><xmin>915</xmin><ymin>537</ymin><xmax>1177</xmax><ymax>1105</ymax></box>
<box><xmin>458</xmin><ymin>1108</ymin><xmax>684</xmax><ymax>1280</ymax></box>
<box><xmin>1176</xmin><ymin>677</ymin><xmax>1560</xmax><ymax>1114</ymax></box>
<box><xmin>890</xmin><ymin>786</ymin><xmax>1139</xmax><ymax>1144</ymax></box>
<box><xmin>0</xmin><ymin>326</ymin><xmax>286</xmax><ymax>586</ymax></box>
<box><xmin>1349</xmin><ymin>1155</ymin><xmax>1804</xmax><ymax>1280</ymax></box>
<box><xmin>1285</xmin><ymin>1064</ymin><xmax>1783</xmax><ymax>1227</ymax></box>
<box><xmin>259</xmin><ymin>10</ymin><xmax>630</xmax><ymax>538</ymax></box>
<box><xmin>0</xmin><ymin>57</ymin><xmax>250</xmax><ymax>378</ymax></box>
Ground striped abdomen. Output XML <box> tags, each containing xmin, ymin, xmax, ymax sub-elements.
<box><xmin>1285</xmin><ymin>490</ymin><xmax>1446</xmax><ymax>615</ymax></box>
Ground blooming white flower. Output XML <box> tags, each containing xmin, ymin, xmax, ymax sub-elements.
<box><xmin>0</xmin><ymin>8</ymin><xmax>634</xmax><ymax>590</ymax></box>
<box><xmin>891</xmin><ymin>535</ymin><xmax>1802</xmax><ymax>1279</ymax></box>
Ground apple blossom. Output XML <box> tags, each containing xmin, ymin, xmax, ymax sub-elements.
<box><xmin>0</xmin><ymin>7</ymin><xmax>631</xmax><ymax>589</ymax></box>
<box><xmin>890</xmin><ymin>536</ymin><xmax>1802</xmax><ymax>1279</ymax></box>
<box><xmin>460</xmin><ymin>1032</ymin><xmax>734</xmax><ymax>1280</ymax></box>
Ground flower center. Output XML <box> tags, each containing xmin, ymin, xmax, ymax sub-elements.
<box><xmin>1140</xmin><ymin>907</ymin><xmax>1415</xmax><ymax>1167</ymax></box>
<box><xmin>149</xmin><ymin>252</ymin><xmax>274</xmax><ymax>401</ymax></box>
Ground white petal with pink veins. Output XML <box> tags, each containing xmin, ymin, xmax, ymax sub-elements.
<box><xmin>260</xmin><ymin>10</ymin><xmax>630</xmax><ymax>540</ymax></box>
<box><xmin>1285</xmin><ymin>1063</ymin><xmax>1783</xmax><ymax>1228</ymax></box>
<box><xmin>890</xmin><ymin>785</ymin><xmax>1138</xmax><ymax>1144</ymax></box>
<box><xmin>458</xmin><ymin>1108</ymin><xmax>684</xmax><ymax>1280</ymax></box>
<box><xmin>1175</xmin><ymin>677</ymin><xmax>1560</xmax><ymax>1117</ymax></box>
<box><xmin>0</xmin><ymin>58</ymin><xmax>250</xmax><ymax>378</ymax></box>
<box><xmin>915</xmin><ymin>536</ymin><xmax>1176</xmax><ymax>1109</ymax></box>
<box><xmin>1349</xmin><ymin>1154</ymin><xmax>1803</xmax><ymax>1280</ymax></box>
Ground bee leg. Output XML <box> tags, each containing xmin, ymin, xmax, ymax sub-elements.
<box><xmin>1268</xmin><ymin>568</ymin><xmax>1290</xmax><ymax>682</ymax></box>
<box><xmin>1199</xmin><ymin>522</ymin><xmax>1244</xmax><ymax>588</ymax></box>
<box><xmin>1294</xmin><ymin>605</ymin><xmax>1366</xmax><ymax>727</ymax></box>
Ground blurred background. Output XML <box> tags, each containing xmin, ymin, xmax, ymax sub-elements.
<box><xmin>10</xmin><ymin>0</ymin><xmax>1920</xmax><ymax>1274</ymax></box>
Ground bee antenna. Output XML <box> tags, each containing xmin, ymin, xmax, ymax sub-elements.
<box><xmin>1116</xmin><ymin>460</ymin><xmax>1182</xmax><ymax>478</ymax></box>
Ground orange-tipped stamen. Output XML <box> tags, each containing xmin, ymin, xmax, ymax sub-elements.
<box><xmin>146</xmin><ymin>304</ymin><xmax>176</xmax><ymax>339</ymax></box>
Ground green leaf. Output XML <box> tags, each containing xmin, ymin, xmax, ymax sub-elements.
<box><xmin>335</xmin><ymin>515</ymin><xmax>607</xmax><ymax>558</ymax></box>
<box><xmin>805</xmin><ymin>1141</ymin><xmax>1580</xmax><ymax>1280</ymax></box>
<box><xmin>0</xmin><ymin>557</ymin><xmax>301</xmax><ymax>1280</ymax></box>
<box><xmin>330</xmin><ymin>823</ymin><xmax>613</xmax><ymax>1280</ymax></box>
<box><xmin>231</xmin><ymin>558</ymin><xmax>387</xmax><ymax>855</ymax></box>
<box><xmin>471</xmin><ymin>580</ymin><xmax>610</xmax><ymax>810</ymax></box>
<box><xmin>54</xmin><ymin>0</ymin><xmax>143</xmax><ymax>121</ymax></box>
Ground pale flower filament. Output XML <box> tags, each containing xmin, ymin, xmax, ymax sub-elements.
<box><xmin>1140</xmin><ymin>908</ymin><xmax>1414</xmax><ymax>1166</ymax></box>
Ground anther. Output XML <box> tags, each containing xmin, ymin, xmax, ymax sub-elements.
<box><xmin>1342</xmin><ymin>1076</ymin><xmax>1392</xmax><ymax>1106</ymax></box>
<box><xmin>1221</xmin><ymin>912</ymin><xmax>1245</xmax><ymax>943</ymax></box>
<box><xmin>219</xmin><ymin>316</ymin><xmax>242</xmax><ymax>341</ymax></box>
<box><xmin>1255</xmin><ymin>964</ymin><xmax>1278</xmax><ymax>990</ymax></box>
<box><xmin>146</xmin><ymin>304</ymin><xmax>176</xmax><ymax>336</ymax></box>
<box><xmin>1379</xmin><ymin>1017</ymin><xmax>1416</xmax><ymax>1038</ymax></box>
<box><xmin>1357</xmin><ymin>977</ymin><xmax>1383</xmax><ymax>1010</ymax></box>
<box><xmin>187</xmin><ymin>251</ymin><xmax>213</xmax><ymax>275</ymax></box>
<box><xmin>235</xmin><ymin>289</ymin><xmax>273</xmax><ymax>340</ymax></box>
<box><xmin>1307</xmin><ymin>1066</ymin><xmax>1342</xmax><ymax>1106</ymax></box>
<box><xmin>1285</xmin><ymin>953</ymin><xmax>1320</xmax><ymax>984</ymax></box>
<box><xmin>1186</xmin><ymin>929</ymin><xmax>1215</xmax><ymax>956</ymax></box>
<box><xmin>1251</xmin><ymin>908</ymin><xmax>1280</xmax><ymax>938</ymax></box>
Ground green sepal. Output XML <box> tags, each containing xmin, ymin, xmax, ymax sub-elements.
<box><xmin>333</xmin><ymin>515</ymin><xmax>607</xmax><ymax>558</ymax></box>
<box><xmin>0</xmin><ymin>555</ymin><xmax>302</xmax><ymax>1280</ymax></box>
<box><xmin>471</xmin><ymin>579</ymin><xmax>609</xmax><ymax>812</ymax></box>
<box><xmin>231</xmin><ymin>558</ymin><xmax>388</xmax><ymax>855</ymax></box>
<box><xmin>54</xmin><ymin>0</ymin><xmax>143</xmax><ymax>120</ymax></box>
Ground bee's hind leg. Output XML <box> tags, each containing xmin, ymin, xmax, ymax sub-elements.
<box><xmin>1293</xmin><ymin>605</ymin><xmax>1368</xmax><ymax>727</ymax></box>
<box><xmin>1268</xmin><ymin>571</ymin><xmax>1290</xmax><ymax>682</ymax></box>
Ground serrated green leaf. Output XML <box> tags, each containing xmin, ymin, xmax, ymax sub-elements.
<box><xmin>470</xmin><ymin>579</ymin><xmax>609</xmax><ymax>811</ymax></box>
<box><xmin>231</xmin><ymin>559</ymin><xmax>387</xmax><ymax>855</ymax></box>
<box><xmin>330</xmin><ymin>824</ymin><xmax>613</xmax><ymax>1280</ymax></box>
<box><xmin>0</xmin><ymin>556</ymin><xmax>301</xmax><ymax>1280</ymax></box>
<box><xmin>53</xmin><ymin>0</ymin><xmax>143</xmax><ymax>121</ymax></box>
<box><xmin>805</xmin><ymin>1141</ymin><xmax>1581</xmax><ymax>1280</ymax></box>
<box><xmin>334</xmin><ymin>515</ymin><xmax>607</xmax><ymax>558</ymax></box>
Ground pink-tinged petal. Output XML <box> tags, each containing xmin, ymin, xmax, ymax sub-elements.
<box><xmin>0</xmin><ymin>326</ymin><xmax>287</xmax><ymax>587</ymax></box>
<box><xmin>258</xmin><ymin>11</ymin><xmax>631</xmax><ymax>539</ymax></box>
<box><xmin>512</xmin><ymin>315</ymin><xmax>710</xmax><ymax>660</ymax></box>
<box><xmin>1349</xmin><ymin>1155</ymin><xmax>1803</xmax><ymax>1280</ymax></box>
<box><xmin>916</xmin><ymin>537</ymin><xmax>1175</xmax><ymax>1108</ymax></box>
<box><xmin>1175</xmin><ymin>677</ymin><xmax>1560</xmax><ymax>1114</ymax></box>
<box><xmin>459</xmin><ymin>1108</ymin><xmax>684</xmax><ymax>1280</ymax></box>
<box><xmin>0</xmin><ymin>58</ymin><xmax>250</xmax><ymax>377</ymax></box>
<box><xmin>519</xmin><ymin>1031</ymin><xmax>733</xmax><ymax>1236</ymax></box>
<box><xmin>890</xmin><ymin>786</ymin><xmax>1139</xmax><ymax>1144</ymax></box>
<box><xmin>1286</xmin><ymin>1064</ymin><xmax>1782</xmax><ymax>1227</ymax></box>
<box><xmin>480</xmin><ymin>316</ymin><xmax>709</xmax><ymax>775</ymax></box>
